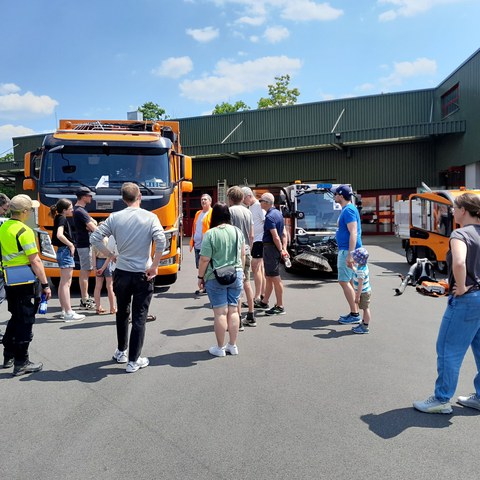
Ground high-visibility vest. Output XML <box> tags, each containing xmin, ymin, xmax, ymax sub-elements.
<box><xmin>0</xmin><ymin>219</ymin><xmax>38</xmax><ymax>267</ymax></box>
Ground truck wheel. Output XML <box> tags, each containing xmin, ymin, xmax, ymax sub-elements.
<box><xmin>405</xmin><ymin>245</ymin><xmax>416</xmax><ymax>265</ymax></box>
<box><xmin>154</xmin><ymin>273</ymin><xmax>177</xmax><ymax>286</ymax></box>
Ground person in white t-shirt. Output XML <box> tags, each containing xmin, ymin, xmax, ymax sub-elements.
<box><xmin>242</xmin><ymin>187</ymin><xmax>266</xmax><ymax>308</ymax></box>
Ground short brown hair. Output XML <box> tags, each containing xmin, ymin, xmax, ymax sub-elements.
<box><xmin>454</xmin><ymin>192</ymin><xmax>480</xmax><ymax>219</ymax></box>
<box><xmin>121</xmin><ymin>182</ymin><xmax>141</xmax><ymax>203</ymax></box>
<box><xmin>227</xmin><ymin>186</ymin><xmax>244</xmax><ymax>205</ymax></box>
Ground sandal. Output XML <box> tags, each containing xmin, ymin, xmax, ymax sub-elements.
<box><xmin>96</xmin><ymin>306</ymin><xmax>107</xmax><ymax>314</ymax></box>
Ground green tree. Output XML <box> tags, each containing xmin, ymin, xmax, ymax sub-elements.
<box><xmin>0</xmin><ymin>152</ymin><xmax>14</xmax><ymax>162</ymax></box>
<box><xmin>257</xmin><ymin>74</ymin><xmax>300</xmax><ymax>109</ymax></box>
<box><xmin>138</xmin><ymin>102</ymin><xmax>168</xmax><ymax>121</ymax></box>
<box><xmin>212</xmin><ymin>101</ymin><xmax>251</xmax><ymax>115</ymax></box>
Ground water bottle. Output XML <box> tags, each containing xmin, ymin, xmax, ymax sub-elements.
<box><xmin>283</xmin><ymin>252</ymin><xmax>292</xmax><ymax>268</ymax></box>
<box><xmin>39</xmin><ymin>293</ymin><xmax>48</xmax><ymax>314</ymax></box>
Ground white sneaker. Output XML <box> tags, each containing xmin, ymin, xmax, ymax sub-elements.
<box><xmin>225</xmin><ymin>343</ymin><xmax>238</xmax><ymax>355</ymax></box>
<box><xmin>457</xmin><ymin>394</ymin><xmax>480</xmax><ymax>411</ymax></box>
<box><xmin>126</xmin><ymin>357</ymin><xmax>149</xmax><ymax>373</ymax></box>
<box><xmin>57</xmin><ymin>311</ymin><xmax>66</xmax><ymax>319</ymax></box>
<box><xmin>63</xmin><ymin>312</ymin><xmax>86</xmax><ymax>322</ymax></box>
<box><xmin>208</xmin><ymin>345</ymin><xmax>226</xmax><ymax>357</ymax></box>
<box><xmin>413</xmin><ymin>395</ymin><xmax>452</xmax><ymax>414</ymax></box>
<box><xmin>112</xmin><ymin>349</ymin><xmax>128</xmax><ymax>364</ymax></box>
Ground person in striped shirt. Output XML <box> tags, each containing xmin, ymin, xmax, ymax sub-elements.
<box><xmin>350</xmin><ymin>247</ymin><xmax>372</xmax><ymax>334</ymax></box>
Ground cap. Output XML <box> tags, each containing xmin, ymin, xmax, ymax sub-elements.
<box><xmin>76</xmin><ymin>186</ymin><xmax>95</xmax><ymax>198</ymax></box>
<box><xmin>260</xmin><ymin>192</ymin><xmax>275</xmax><ymax>204</ymax></box>
<box><xmin>334</xmin><ymin>184</ymin><xmax>353</xmax><ymax>200</ymax></box>
<box><xmin>351</xmin><ymin>247</ymin><xmax>369</xmax><ymax>265</ymax></box>
<box><xmin>9</xmin><ymin>194</ymin><xmax>40</xmax><ymax>212</ymax></box>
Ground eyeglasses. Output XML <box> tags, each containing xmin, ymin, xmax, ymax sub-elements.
<box><xmin>0</xmin><ymin>204</ymin><xmax>8</xmax><ymax>213</ymax></box>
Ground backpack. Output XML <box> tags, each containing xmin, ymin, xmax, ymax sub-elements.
<box><xmin>411</xmin><ymin>258</ymin><xmax>436</xmax><ymax>284</ymax></box>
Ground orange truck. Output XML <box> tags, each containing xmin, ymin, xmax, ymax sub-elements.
<box><xmin>396</xmin><ymin>187</ymin><xmax>480</xmax><ymax>271</ymax></box>
<box><xmin>23</xmin><ymin>119</ymin><xmax>193</xmax><ymax>285</ymax></box>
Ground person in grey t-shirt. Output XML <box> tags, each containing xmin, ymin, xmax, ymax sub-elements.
<box><xmin>90</xmin><ymin>182</ymin><xmax>166</xmax><ymax>374</ymax></box>
<box><xmin>227</xmin><ymin>186</ymin><xmax>255</xmax><ymax>327</ymax></box>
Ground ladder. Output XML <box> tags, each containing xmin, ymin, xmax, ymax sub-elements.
<box><xmin>217</xmin><ymin>180</ymin><xmax>228</xmax><ymax>203</ymax></box>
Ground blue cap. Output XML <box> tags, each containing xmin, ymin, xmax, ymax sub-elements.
<box><xmin>334</xmin><ymin>184</ymin><xmax>353</xmax><ymax>200</ymax></box>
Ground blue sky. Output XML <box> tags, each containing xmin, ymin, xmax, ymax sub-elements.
<box><xmin>1</xmin><ymin>0</ymin><xmax>479</xmax><ymax>156</ymax></box>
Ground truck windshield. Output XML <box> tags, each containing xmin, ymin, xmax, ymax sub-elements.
<box><xmin>41</xmin><ymin>146</ymin><xmax>170</xmax><ymax>190</ymax></box>
<box><xmin>295</xmin><ymin>191</ymin><xmax>341</xmax><ymax>231</ymax></box>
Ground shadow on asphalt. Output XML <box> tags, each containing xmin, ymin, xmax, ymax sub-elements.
<box><xmin>9</xmin><ymin>360</ymin><xmax>126</xmax><ymax>383</ymax></box>
<box><xmin>161</xmin><ymin>325</ymin><xmax>213</xmax><ymax>337</ymax></box>
<box><xmin>149</xmin><ymin>350</ymin><xmax>213</xmax><ymax>368</ymax></box>
<box><xmin>3</xmin><ymin>350</ymin><xmax>216</xmax><ymax>382</ymax></box>
<box><xmin>361</xmin><ymin>406</ymin><xmax>479</xmax><ymax>439</ymax></box>
<box><xmin>270</xmin><ymin>317</ymin><xmax>363</xmax><ymax>339</ymax></box>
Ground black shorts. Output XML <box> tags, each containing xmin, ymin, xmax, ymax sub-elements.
<box><xmin>251</xmin><ymin>241</ymin><xmax>264</xmax><ymax>259</ymax></box>
<box><xmin>263</xmin><ymin>244</ymin><xmax>280</xmax><ymax>277</ymax></box>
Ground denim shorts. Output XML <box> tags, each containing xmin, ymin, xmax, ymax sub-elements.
<box><xmin>96</xmin><ymin>258</ymin><xmax>113</xmax><ymax>277</ymax></box>
<box><xmin>205</xmin><ymin>270</ymin><xmax>243</xmax><ymax>308</ymax></box>
<box><xmin>337</xmin><ymin>250</ymin><xmax>354</xmax><ymax>282</ymax></box>
<box><xmin>56</xmin><ymin>245</ymin><xmax>75</xmax><ymax>269</ymax></box>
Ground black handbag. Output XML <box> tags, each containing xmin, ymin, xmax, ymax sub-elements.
<box><xmin>210</xmin><ymin>228</ymin><xmax>239</xmax><ymax>286</ymax></box>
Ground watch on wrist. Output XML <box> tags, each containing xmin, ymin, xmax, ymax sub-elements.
<box><xmin>198</xmin><ymin>276</ymin><xmax>204</xmax><ymax>280</ymax></box>
<box><xmin>41</xmin><ymin>283</ymin><xmax>50</xmax><ymax>289</ymax></box>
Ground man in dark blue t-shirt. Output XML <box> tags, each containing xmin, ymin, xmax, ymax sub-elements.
<box><xmin>73</xmin><ymin>187</ymin><xmax>97</xmax><ymax>309</ymax></box>
<box><xmin>334</xmin><ymin>185</ymin><xmax>362</xmax><ymax>325</ymax></box>
<box><xmin>260</xmin><ymin>192</ymin><xmax>289</xmax><ymax>316</ymax></box>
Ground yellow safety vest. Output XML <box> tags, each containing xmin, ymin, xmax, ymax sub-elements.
<box><xmin>0</xmin><ymin>219</ymin><xmax>38</xmax><ymax>267</ymax></box>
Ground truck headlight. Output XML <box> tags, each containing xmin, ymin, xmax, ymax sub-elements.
<box><xmin>35</xmin><ymin>229</ymin><xmax>57</xmax><ymax>259</ymax></box>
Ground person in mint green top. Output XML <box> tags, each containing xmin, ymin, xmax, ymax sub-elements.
<box><xmin>198</xmin><ymin>203</ymin><xmax>245</xmax><ymax>357</ymax></box>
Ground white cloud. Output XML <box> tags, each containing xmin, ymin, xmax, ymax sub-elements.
<box><xmin>378</xmin><ymin>0</ymin><xmax>467</xmax><ymax>21</ymax></box>
<box><xmin>179</xmin><ymin>55</ymin><xmax>302</xmax><ymax>103</ymax></box>
<box><xmin>0</xmin><ymin>124</ymin><xmax>37</xmax><ymax>145</ymax></box>
<box><xmin>250</xmin><ymin>35</ymin><xmax>260</xmax><ymax>43</ymax></box>
<box><xmin>0</xmin><ymin>89</ymin><xmax>58</xmax><ymax>118</ymax></box>
<box><xmin>236</xmin><ymin>15</ymin><xmax>266</xmax><ymax>26</ymax></box>
<box><xmin>355</xmin><ymin>83</ymin><xmax>376</xmax><ymax>93</ymax></box>
<box><xmin>186</xmin><ymin>26</ymin><xmax>219</xmax><ymax>42</ymax></box>
<box><xmin>151</xmin><ymin>56</ymin><xmax>193</xmax><ymax>79</ymax></box>
<box><xmin>380</xmin><ymin>57</ymin><xmax>437</xmax><ymax>88</ymax></box>
<box><xmin>281</xmin><ymin>1</ymin><xmax>344</xmax><ymax>21</ymax></box>
<box><xmin>208</xmin><ymin>0</ymin><xmax>343</xmax><ymax>23</ymax></box>
<box><xmin>263</xmin><ymin>26</ymin><xmax>290</xmax><ymax>43</ymax></box>
<box><xmin>0</xmin><ymin>83</ymin><xmax>21</xmax><ymax>95</ymax></box>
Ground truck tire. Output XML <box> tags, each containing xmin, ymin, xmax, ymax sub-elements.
<box><xmin>154</xmin><ymin>273</ymin><xmax>177</xmax><ymax>286</ymax></box>
<box><xmin>405</xmin><ymin>244</ymin><xmax>416</xmax><ymax>265</ymax></box>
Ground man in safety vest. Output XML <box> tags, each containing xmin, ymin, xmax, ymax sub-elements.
<box><xmin>0</xmin><ymin>194</ymin><xmax>51</xmax><ymax>376</ymax></box>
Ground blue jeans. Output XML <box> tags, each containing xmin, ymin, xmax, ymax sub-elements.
<box><xmin>434</xmin><ymin>291</ymin><xmax>480</xmax><ymax>402</ymax></box>
<box><xmin>205</xmin><ymin>270</ymin><xmax>243</xmax><ymax>308</ymax></box>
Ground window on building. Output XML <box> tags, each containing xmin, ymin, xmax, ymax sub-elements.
<box><xmin>441</xmin><ymin>83</ymin><xmax>459</xmax><ymax>118</ymax></box>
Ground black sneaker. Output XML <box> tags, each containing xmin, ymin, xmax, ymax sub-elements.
<box><xmin>265</xmin><ymin>305</ymin><xmax>286</xmax><ymax>316</ymax></box>
<box><xmin>241</xmin><ymin>301</ymin><xmax>249</xmax><ymax>308</ymax></box>
<box><xmin>238</xmin><ymin>320</ymin><xmax>245</xmax><ymax>332</ymax></box>
<box><xmin>3</xmin><ymin>357</ymin><xmax>14</xmax><ymax>369</ymax></box>
<box><xmin>12</xmin><ymin>360</ymin><xmax>43</xmax><ymax>377</ymax></box>
<box><xmin>255</xmin><ymin>300</ymin><xmax>269</xmax><ymax>309</ymax></box>
<box><xmin>243</xmin><ymin>313</ymin><xmax>257</xmax><ymax>327</ymax></box>
<box><xmin>80</xmin><ymin>298</ymin><xmax>96</xmax><ymax>310</ymax></box>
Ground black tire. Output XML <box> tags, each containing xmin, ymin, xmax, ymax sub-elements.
<box><xmin>405</xmin><ymin>244</ymin><xmax>416</xmax><ymax>265</ymax></box>
<box><xmin>154</xmin><ymin>273</ymin><xmax>177</xmax><ymax>286</ymax></box>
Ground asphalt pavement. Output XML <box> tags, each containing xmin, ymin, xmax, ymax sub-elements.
<box><xmin>1</xmin><ymin>236</ymin><xmax>479</xmax><ymax>480</ymax></box>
